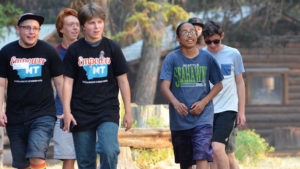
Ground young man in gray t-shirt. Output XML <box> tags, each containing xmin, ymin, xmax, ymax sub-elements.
<box><xmin>203</xmin><ymin>20</ymin><xmax>246</xmax><ymax>169</ymax></box>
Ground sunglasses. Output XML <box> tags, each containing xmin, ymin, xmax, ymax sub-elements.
<box><xmin>205</xmin><ymin>39</ymin><xmax>220</xmax><ymax>45</ymax></box>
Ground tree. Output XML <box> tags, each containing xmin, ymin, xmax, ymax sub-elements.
<box><xmin>122</xmin><ymin>0</ymin><xmax>189</xmax><ymax>105</ymax></box>
<box><xmin>0</xmin><ymin>2</ymin><xmax>22</xmax><ymax>38</ymax></box>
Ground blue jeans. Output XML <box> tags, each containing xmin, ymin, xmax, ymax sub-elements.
<box><xmin>73</xmin><ymin>122</ymin><xmax>120</xmax><ymax>169</ymax></box>
<box><xmin>6</xmin><ymin>115</ymin><xmax>56</xmax><ymax>169</ymax></box>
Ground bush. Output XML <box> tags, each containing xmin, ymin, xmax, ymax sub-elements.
<box><xmin>145</xmin><ymin>116</ymin><xmax>165</xmax><ymax>128</ymax></box>
<box><xmin>235</xmin><ymin>129</ymin><xmax>274</xmax><ymax>165</ymax></box>
<box><xmin>131</xmin><ymin>148</ymin><xmax>173</xmax><ymax>169</ymax></box>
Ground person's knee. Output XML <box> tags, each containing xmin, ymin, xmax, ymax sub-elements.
<box><xmin>212</xmin><ymin>142</ymin><xmax>226</xmax><ymax>155</ymax></box>
<box><xmin>227</xmin><ymin>153</ymin><xmax>235</xmax><ymax>163</ymax></box>
<box><xmin>29</xmin><ymin>158</ymin><xmax>45</xmax><ymax>165</ymax></box>
<box><xmin>101</xmin><ymin>145</ymin><xmax>120</xmax><ymax>158</ymax></box>
<box><xmin>227</xmin><ymin>153</ymin><xmax>234</xmax><ymax>159</ymax></box>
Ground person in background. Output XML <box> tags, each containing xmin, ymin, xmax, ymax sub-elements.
<box><xmin>160</xmin><ymin>22</ymin><xmax>223</xmax><ymax>169</ymax></box>
<box><xmin>226</xmin><ymin>128</ymin><xmax>240</xmax><ymax>169</ymax></box>
<box><xmin>188</xmin><ymin>17</ymin><xmax>206</xmax><ymax>48</ymax></box>
<box><xmin>62</xmin><ymin>3</ymin><xmax>132</xmax><ymax>169</ymax></box>
<box><xmin>202</xmin><ymin>20</ymin><xmax>246</xmax><ymax>169</ymax></box>
<box><xmin>53</xmin><ymin>8</ymin><xmax>80</xmax><ymax>169</ymax></box>
<box><xmin>0</xmin><ymin>13</ymin><xmax>63</xmax><ymax>169</ymax></box>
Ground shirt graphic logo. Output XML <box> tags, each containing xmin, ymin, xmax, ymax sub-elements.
<box><xmin>174</xmin><ymin>65</ymin><xmax>207</xmax><ymax>87</ymax></box>
<box><xmin>78</xmin><ymin>51</ymin><xmax>111</xmax><ymax>80</ymax></box>
<box><xmin>10</xmin><ymin>56</ymin><xmax>46</xmax><ymax>79</ymax></box>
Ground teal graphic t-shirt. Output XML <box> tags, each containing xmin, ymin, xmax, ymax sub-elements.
<box><xmin>160</xmin><ymin>49</ymin><xmax>223</xmax><ymax>131</ymax></box>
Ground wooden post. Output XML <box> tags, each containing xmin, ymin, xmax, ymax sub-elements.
<box><xmin>117</xmin><ymin>147</ymin><xmax>140</xmax><ymax>169</ymax></box>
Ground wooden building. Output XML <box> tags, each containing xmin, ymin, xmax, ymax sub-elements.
<box><xmin>240</xmin><ymin>39</ymin><xmax>300</xmax><ymax>150</ymax></box>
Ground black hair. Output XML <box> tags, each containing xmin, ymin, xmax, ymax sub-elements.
<box><xmin>176</xmin><ymin>22</ymin><xmax>193</xmax><ymax>37</ymax></box>
<box><xmin>202</xmin><ymin>20</ymin><xmax>223</xmax><ymax>38</ymax></box>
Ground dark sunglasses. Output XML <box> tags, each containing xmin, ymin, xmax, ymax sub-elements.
<box><xmin>205</xmin><ymin>39</ymin><xmax>220</xmax><ymax>45</ymax></box>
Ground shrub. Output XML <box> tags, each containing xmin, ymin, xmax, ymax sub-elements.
<box><xmin>145</xmin><ymin>116</ymin><xmax>165</xmax><ymax>128</ymax></box>
<box><xmin>131</xmin><ymin>148</ymin><xmax>173</xmax><ymax>169</ymax></box>
<box><xmin>235</xmin><ymin>129</ymin><xmax>275</xmax><ymax>165</ymax></box>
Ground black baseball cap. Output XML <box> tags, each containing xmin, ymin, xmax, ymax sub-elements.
<box><xmin>17</xmin><ymin>13</ymin><xmax>44</xmax><ymax>26</ymax></box>
<box><xmin>188</xmin><ymin>17</ymin><xmax>204</xmax><ymax>27</ymax></box>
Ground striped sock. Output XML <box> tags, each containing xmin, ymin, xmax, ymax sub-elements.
<box><xmin>30</xmin><ymin>162</ymin><xmax>46</xmax><ymax>169</ymax></box>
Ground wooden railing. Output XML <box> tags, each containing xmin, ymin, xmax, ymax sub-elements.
<box><xmin>118</xmin><ymin>128</ymin><xmax>172</xmax><ymax>148</ymax></box>
<box><xmin>117</xmin><ymin>128</ymin><xmax>172</xmax><ymax>169</ymax></box>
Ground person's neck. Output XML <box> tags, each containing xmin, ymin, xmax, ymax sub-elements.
<box><xmin>181</xmin><ymin>46</ymin><xmax>199</xmax><ymax>58</ymax></box>
<box><xmin>61</xmin><ymin>38</ymin><xmax>77</xmax><ymax>49</ymax></box>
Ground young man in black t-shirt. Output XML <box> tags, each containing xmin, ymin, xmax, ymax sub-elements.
<box><xmin>0</xmin><ymin>13</ymin><xmax>63</xmax><ymax>169</ymax></box>
<box><xmin>62</xmin><ymin>3</ymin><xmax>132</xmax><ymax>169</ymax></box>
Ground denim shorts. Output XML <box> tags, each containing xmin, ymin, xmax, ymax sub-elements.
<box><xmin>6</xmin><ymin>115</ymin><xmax>55</xmax><ymax>169</ymax></box>
<box><xmin>171</xmin><ymin>124</ymin><xmax>213</xmax><ymax>169</ymax></box>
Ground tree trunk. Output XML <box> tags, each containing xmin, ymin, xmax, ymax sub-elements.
<box><xmin>133</xmin><ymin>0</ymin><xmax>167</xmax><ymax>105</ymax></box>
<box><xmin>96</xmin><ymin>0</ymin><xmax>110</xmax><ymax>33</ymax></box>
<box><xmin>133</xmin><ymin>37</ymin><xmax>161</xmax><ymax>105</ymax></box>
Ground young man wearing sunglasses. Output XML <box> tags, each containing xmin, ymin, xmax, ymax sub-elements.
<box><xmin>203</xmin><ymin>21</ymin><xmax>246</xmax><ymax>169</ymax></box>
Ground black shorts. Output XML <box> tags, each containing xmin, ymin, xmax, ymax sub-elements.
<box><xmin>212</xmin><ymin>111</ymin><xmax>237</xmax><ymax>144</ymax></box>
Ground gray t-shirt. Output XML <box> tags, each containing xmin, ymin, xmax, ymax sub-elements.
<box><xmin>204</xmin><ymin>45</ymin><xmax>245</xmax><ymax>113</ymax></box>
<box><xmin>160</xmin><ymin>49</ymin><xmax>224</xmax><ymax>131</ymax></box>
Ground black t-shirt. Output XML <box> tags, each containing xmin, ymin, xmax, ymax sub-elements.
<box><xmin>0</xmin><ymin>40</ymin><xmax>62</xmax><ymax>125</ymax></box>
<box><xmin>63</xmin><ymin>37</ymin><xmax>129</xmax><ymax>132</ymax></box>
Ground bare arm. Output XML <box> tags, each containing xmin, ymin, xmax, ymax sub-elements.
<box><xmin>0</xmin><ymin>77</ymin><xmax>7</xmax><ymax>127</ymax></box>
<box><xmin>62</xmin><ymin>76</ymin><xmax>76</xmax><ymax>132</ymax></box>
<box><xmin>190</xmin><ymin>82</ymin><xmax>223</xmax><ymax>115</ymax></box>
<box><xmin>53</xmin><ymin>75</ymin><xmax>63</xmax><ymax>104</ymax></box>
<box><xmin>160</xmin><ymin>80</ymin><xmax>188</xmax><ymax>115</ymax></box>
<box><xmin>235</xmin><ymin>73</ymin><xmax>246</xmax><ymax>128</ymax></box>
<box><xmin>117</xmin><ymin>74</ymin><xmax>132</xmax><ymax>131</ymax></box>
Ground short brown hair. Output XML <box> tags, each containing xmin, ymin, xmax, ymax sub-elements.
<box><xmin>56</xmin><ymin>8</ymin><xmax>78</xmax><ymax>37</ymax></box>
<box><xmin>78</xmin><ymin>3</ymin><xmax>106</xmax><ymax>26</ymax></box>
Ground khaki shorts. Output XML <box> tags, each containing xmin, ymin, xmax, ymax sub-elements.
<box><xmin>225</xmin><ymin>127</ymin><xmax>238</xmax><ymax>154</ymax></box>
<box><xmin>53</xmin><ymin>118</ymin><xmax>76</xmax><ymax>159</ymax></box>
